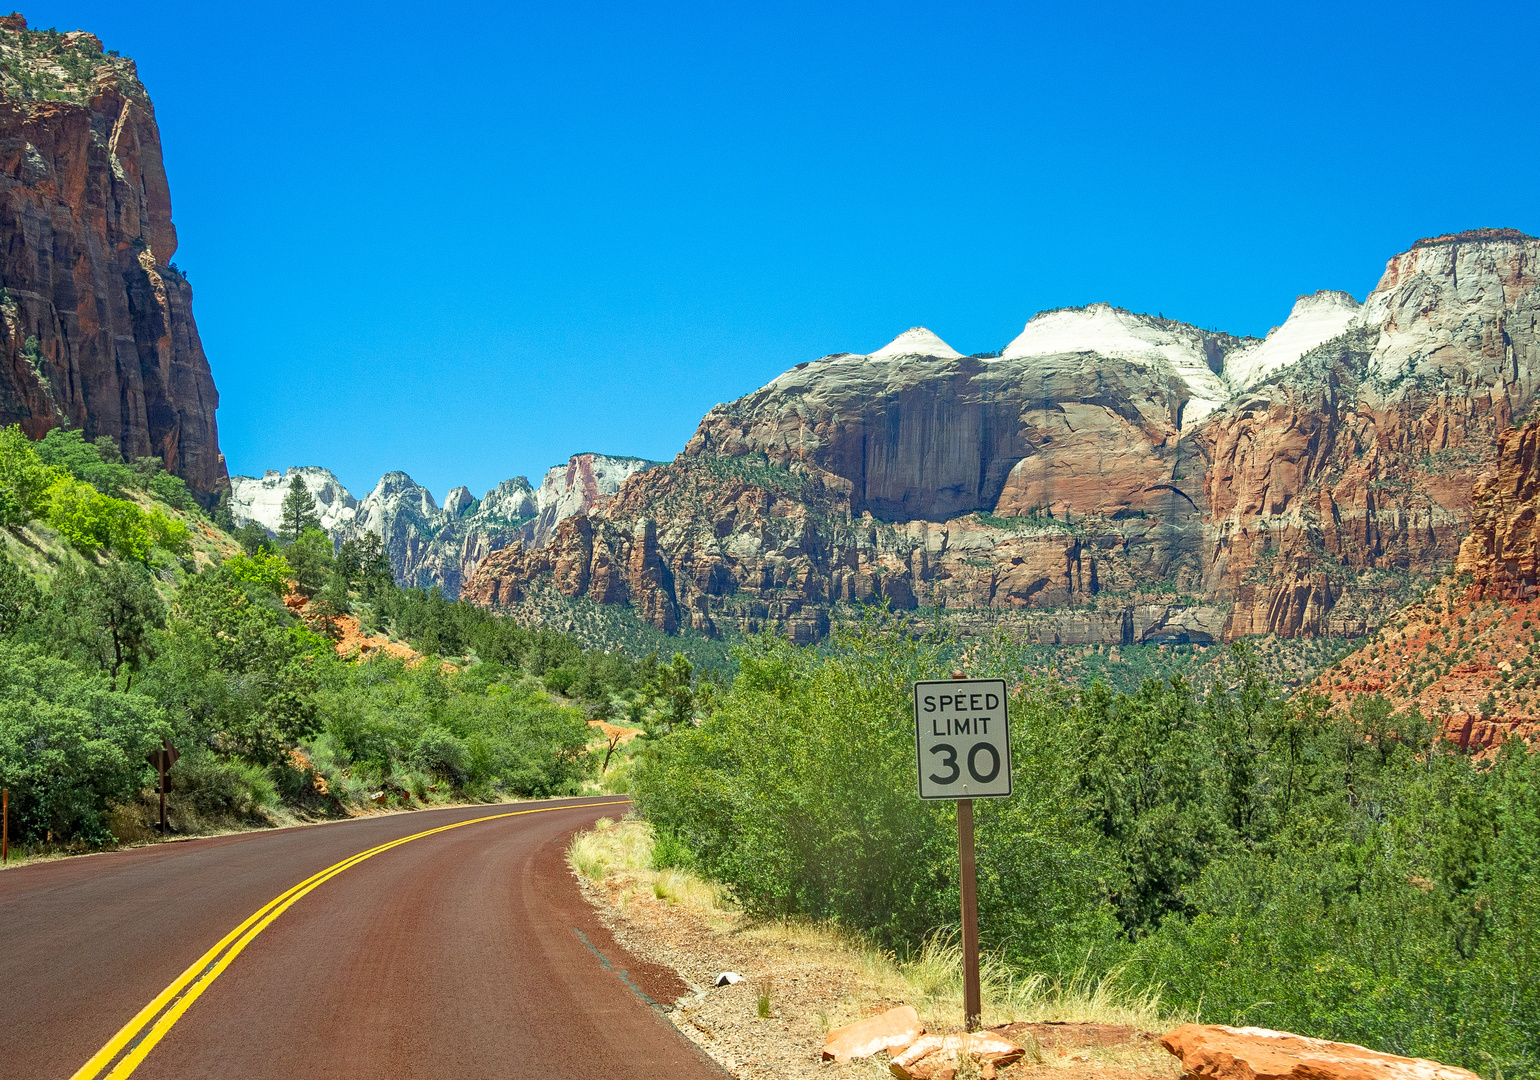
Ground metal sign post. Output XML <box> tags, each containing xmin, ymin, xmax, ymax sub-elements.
<box><xmin>914</xmin><ymin>673</ymin><xmax>1011</xmax><ymax>1032</ymax></box>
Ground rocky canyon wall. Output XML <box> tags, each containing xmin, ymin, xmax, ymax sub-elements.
<box><xmin>464</xmin><ymin>230</ymin><xmax>1540</xmax><ymax>646</ymax></box>
<box><xmin>0</xmin><ymin>17</ymin><xmax>224</xmax><ymax>498</ymax></box>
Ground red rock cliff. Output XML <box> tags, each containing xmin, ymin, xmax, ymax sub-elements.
<box><xmin>466</xmin><ymin>232</ymin><xmax>1540</xmax><ymax>646</ymax></box>
<box><xmin>0</xmin><ymin>17</ymin><xmax>225</xmax><ymax>498</ymax></box>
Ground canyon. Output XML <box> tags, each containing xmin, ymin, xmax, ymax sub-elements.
<box><xmin>464</xmin><ymin>229</ymin><xmax>1540</xmax><ymax>646</ymax></box>
<box><xmin>0</xmin><ymin>16</ymin><xmax>225</xmax><ymax>500</ymax></box>
<box><xmin>1</xmin><ymin>14</ymin><xmax>1533</xmax><ymax>662</ymax></box>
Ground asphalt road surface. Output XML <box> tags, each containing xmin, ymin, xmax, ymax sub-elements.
<box><xmin>0</xmin><ymin>797</ymin><xmax>727</xmax><ymax>1079</ymax></box>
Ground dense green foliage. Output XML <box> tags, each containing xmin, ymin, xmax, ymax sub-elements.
<box><xmin>635</xmin><ymin>620</ymin><xmax>1540</xmax><ymax>1079</ymax></box>
<box><xmin>0</xmin><ymin>641</ymin><xmax>168</xmax><ymax>843</ymax></box>
<box><xmin>0</xmin><ymin>431</ymin><xmax>716</xmax><ymax>853</ymax></box>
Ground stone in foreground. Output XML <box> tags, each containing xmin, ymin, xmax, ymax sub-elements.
<box><xmin>821</xmin><ymin>1005</ymin><xmax>924</xmax><ymax>1062</ymax></box>
<box><xmin>889</xmin><ymin>1031</ymin><xmax>1025</xmax><ymax>1079</ymax></box>
<box><xmin>1159</xmin><ymin>1024</ymin><xmax>1480</xmax><ymax>1080</ymax></box>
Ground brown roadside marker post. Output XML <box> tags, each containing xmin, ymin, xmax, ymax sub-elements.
<box><xmin>2</xmin><ymin>787</ymin><xmax>8</xmax><ymax>863</ymax></box>
<box><xmin>145</xmin><ymin>741</ymin><xmax>180</xmax><ymax>838</ymax></box>
<box><xmin>914</xmin><ymin>670</ymin><xmax>1012</xmax><ymax>1033</ymax></box>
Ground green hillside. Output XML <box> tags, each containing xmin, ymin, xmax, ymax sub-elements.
<box><xmin>0</xmin><ymin>431</ymin><xmax>712</xmax><ymax>855</ymax></box>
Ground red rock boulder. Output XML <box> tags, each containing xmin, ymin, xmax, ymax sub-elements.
<box><xmin>1159</xmin><ymin>1024</ymin><xmax>1479</xmax><ymax>1080</ymax></box>
<box><xmin>821</xmin><ymin>1005</ymin><xmax>923</xmax><ymax>1063</ymax></box>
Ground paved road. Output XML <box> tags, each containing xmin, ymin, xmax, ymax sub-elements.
<box><xmin>0</xmin><ymin>797</ymin><xmax>727</xmax><ymax>1079</ymax></box>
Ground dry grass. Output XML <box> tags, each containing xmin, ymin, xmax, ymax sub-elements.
<box><xmin>568</xmin><ymin>816</ymin><xmax>1183</xmax><ymax>1041</ymax></box>
<box><xmin>568</xmin><ymin>816</ymin><xmax>727</xmax><ymax>915</ymax></box>
<box><xmin>740</xmin><ymin>920</ymin><xmax>1178</xmax><ymax>1037</ymax></box>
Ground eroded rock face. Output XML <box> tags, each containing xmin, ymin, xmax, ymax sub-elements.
<box><xmin>1298</xmin><ymin>419</ymin><xmax>1540</xmax><ymax>755</ymax></box>
<box><xmin>523</xmin><ymin>453</ymin><xmax>658</xmax><ymax>549</ymax></box>
<box><xmin>0</xmin><ymin>20</ymin><xmax>225</xmax><ymax>499</ymax></box>
<box><xmin>463</xmin><ymin>231</ymin><xmax>1540</xmax><ymax>645</ymax></box>
<box><xmin>1456</xmin><ymin>418</ymin><xmax>1540</xmax><ymax>598</ymax></box>
<box><xmin>684</xmin><ymin>318</ymin><xmax>1251</xmax><ymax>523</ymax></box>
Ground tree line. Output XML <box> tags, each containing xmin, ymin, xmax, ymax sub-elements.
<box><xmin>0</xmin><ymin>438</ymin><xmax>710</xmax><ymax>846</ymax></box>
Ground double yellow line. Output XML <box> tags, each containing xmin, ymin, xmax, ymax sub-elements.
<box><xmin>71</xmin><ymin>799</ymin><xmax>628</xmax><ymax>1080</ymax></box>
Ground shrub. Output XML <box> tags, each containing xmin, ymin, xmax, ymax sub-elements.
<box><xmin>170</xmin><ymin>744</ymin><xmax>279</xmax><ymax>824</ymax></box>
<box><xmin>411</xmin><ymin>724</ymin><xmax>469</xmax><ymax>784</ymax></box>
<box><xmin>223</xmin><ymin>550</ymin><xmax>292</xmax><ymax>596</ymax></box>
<box><xmin>0</xmin><ymin>641</ymin><xmax>167</xmax><ymax>843</ymax></box>
<box><xmin>0</xmin><ymin>424</ymin><xmax>61</xmax><ymax>525</ymax></box>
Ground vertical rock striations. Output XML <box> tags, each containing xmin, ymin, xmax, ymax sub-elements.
<box><xmin>0</xmin><ymin>17</ymin><xmax>225</xmax><ymax>498</ymax></box>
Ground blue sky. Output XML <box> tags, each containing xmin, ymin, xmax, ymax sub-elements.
<box><xmin>25</xmin><ymin>1</ymin><xmax>1540</xmax><ymax>501</ymax></box>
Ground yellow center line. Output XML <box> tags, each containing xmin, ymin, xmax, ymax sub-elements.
<box><xmin>71</xmin><ymin>799</ymin><xmax>630</xmax><ymax>1080</ymax></box>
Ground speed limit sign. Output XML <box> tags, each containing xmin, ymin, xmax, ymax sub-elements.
<box><xmin>913</xmin><ymin>679</ymin><xmax>1011</xmax><ymax>799</ymax></box>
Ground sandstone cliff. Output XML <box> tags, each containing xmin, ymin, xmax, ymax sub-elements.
<box><xmin>0</xmin><ymin>16</ymin><xmax>224</xmax><ymax>498</ymax></box>
<box><xmin>1303</xmin><ymin>416</ymin><xmax>1540</xmax><ymax>754</ymax></box>
<box><xmin>521</xmin><ymin>453</ymin><xmax>658</xmax><ymax>548</ymax></box>
<box><xmin>463</xmin><ymin>230</ymin><xmax>1540</xmax><ymax>646</ymax></box>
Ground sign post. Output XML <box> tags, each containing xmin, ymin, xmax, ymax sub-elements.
<box><xmin>2</xmin><ymin>787</ymin><xmax>8</xmax><ymax>864</ymax></box>
<box><xmin>145</xmin><ymin>741</ymin><xmax>179</xmax><ymax>838</ymax></box>
<box><xmin>914</xmin><ymin>672</ymin><xmax>1011</xmax><ymax>1032</ymax></box>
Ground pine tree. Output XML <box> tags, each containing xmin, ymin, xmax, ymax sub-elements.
<box><xmin>279</xmin><ymin>475</ymin><xmax>322</xmax><ymax>543</ymax></box>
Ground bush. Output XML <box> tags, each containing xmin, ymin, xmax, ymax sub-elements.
<box><xmin>636</xmin><ymin>624</ymin><xmax>1540</xmax><ymax>1077</ymax></box>
<box><xmin>411</xmin><ymin>724</ymin><xmax>469</xmax><ymax>783</ymax></box>
<box><xmin>170</xmin><ymin>744</ymin><xmax>279</xmax><ymax>824</ymax></box>
<box><xmin>0</xmin><ymin>641</ymin><xmax>167</xmax><ymax>843</ymax></box>
<box><xmin>316</xmin><ymin>658</ymin><xmax>595</xmax><ymax>799</ymax></box>
<box><xmin>43</xmin><ymin>475</ymin><xmax>169</xmax><ymax>561</ymax></box>
<box><xmin>224</xmin><ymin>550</ymin><xmax>291</xmax><ymax>596</ymax></box>
<box><xmin>0</xmin><ymin>424</ymin><xmax>60</xmax><ymax>525</ymax></box>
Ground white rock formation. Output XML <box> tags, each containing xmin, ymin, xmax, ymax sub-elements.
<box><xmin>1358</xmin><ymin>232</ymin><xmax>1540</xmax><ymax>398</ymax></box>
<box><xmin>998</xmin><ymin>304</ymin><xmax>1234</xmax><ymax>426</ymax></box>
<box><xmin>228</xmin><ymin>467</ymin><xmax>359</xmax><ymax>536</ymax></box>
<box><xmin>1222</xmin><ymin>290</ymin><xmax>1361</xmax><ymax>393</ymax></box>
<box><xmin>228</xmin><ymin>456</ymin><xmax>649</xmax><ymax>595</ymax></box>
<box><xmin>864</xmin><ymin>327</ymin><xmax>962</xmax><ymax>361</ymax></box>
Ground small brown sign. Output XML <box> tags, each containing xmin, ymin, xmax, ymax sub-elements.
<box><xmin>145</xmin><ymin>743</ymin><xmax>180</xmax><ymax>773</ymax></box>
<box><xmin>146</xmin><ymin>741</ymin><xmax>179</xmax><ymax>795</ymax></box>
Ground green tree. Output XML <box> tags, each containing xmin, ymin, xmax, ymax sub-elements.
<box><xmin>285</xmin><ymin>527</ymin><xmax>335</xmax><ymax>597</ymax></box>
<box><xmin>0</xmin><ymin>556</ymin><xmax>40</xmax><ymax>636</ymax></box>
<box><xmin>223</xmin><ymin>550</ymin><xmax>291</xmax><ymax>596</ymax></box>
<box><xmin>337</xmin><ymin>531</ymin><xmax>392</xmax><ymax>594</ymax></box>
<box><xmin>211</xmin><ymin>491</ymin><xmax>237</xmax><ymax>532</ymax></box>
<box><xmin>278</xmin><ymin>475</ymin><xmax>322</xmax><ymax>543</ymax></box>
<box><xmin>0</xmin><ymin>641</ymin><xmax>167</xmax><ymax>843</ymax></box>
<box><xmin>45</xmin><ymin>562</ymin><xmax>166</xmax><ymax>691</ymax></box>
<box><xmin>0</xmin><ymin>423</ymin><xmax>61</xmax><ymax>525</ymax></box>
<box><xmin>140</xmin><ymin>566</ymin><xmax>329</xmax><ymax>764</ymax></box>
<box><xmin>234</xmin><ymin>520</ymin><xmax>272</xmax><ymax>556</ymax></box>
<box><xmin>34</xmin><ymin>427</ymin><xmax>135</xmax><ymax>497</ymax></box>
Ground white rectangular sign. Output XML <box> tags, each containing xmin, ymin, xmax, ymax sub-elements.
<box><xmin>913</xmin><ymin>679</ymin><xmax>1012</xmax><ymax>800</ymax></box>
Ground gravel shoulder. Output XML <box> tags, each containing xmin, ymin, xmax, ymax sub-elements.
<box><xmin>569</xmin><ymin>817</ymin><xmax>1185</xmax><ymax>1080</ymax></box>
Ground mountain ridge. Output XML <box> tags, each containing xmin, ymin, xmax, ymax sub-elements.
<box><xmin>0</xmin><ymin>15</ymin><xmax>226</xmax><ymax>500</ymax></box>
<box><xmin>228</xmin><ymin>453</ymin><xmax>660</xmax><ymax>597</ymax></box>
<box><xmin>463</xmin><ymin>229</ymin><xmax>1540</xmax><ymax>645</ymax></box>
